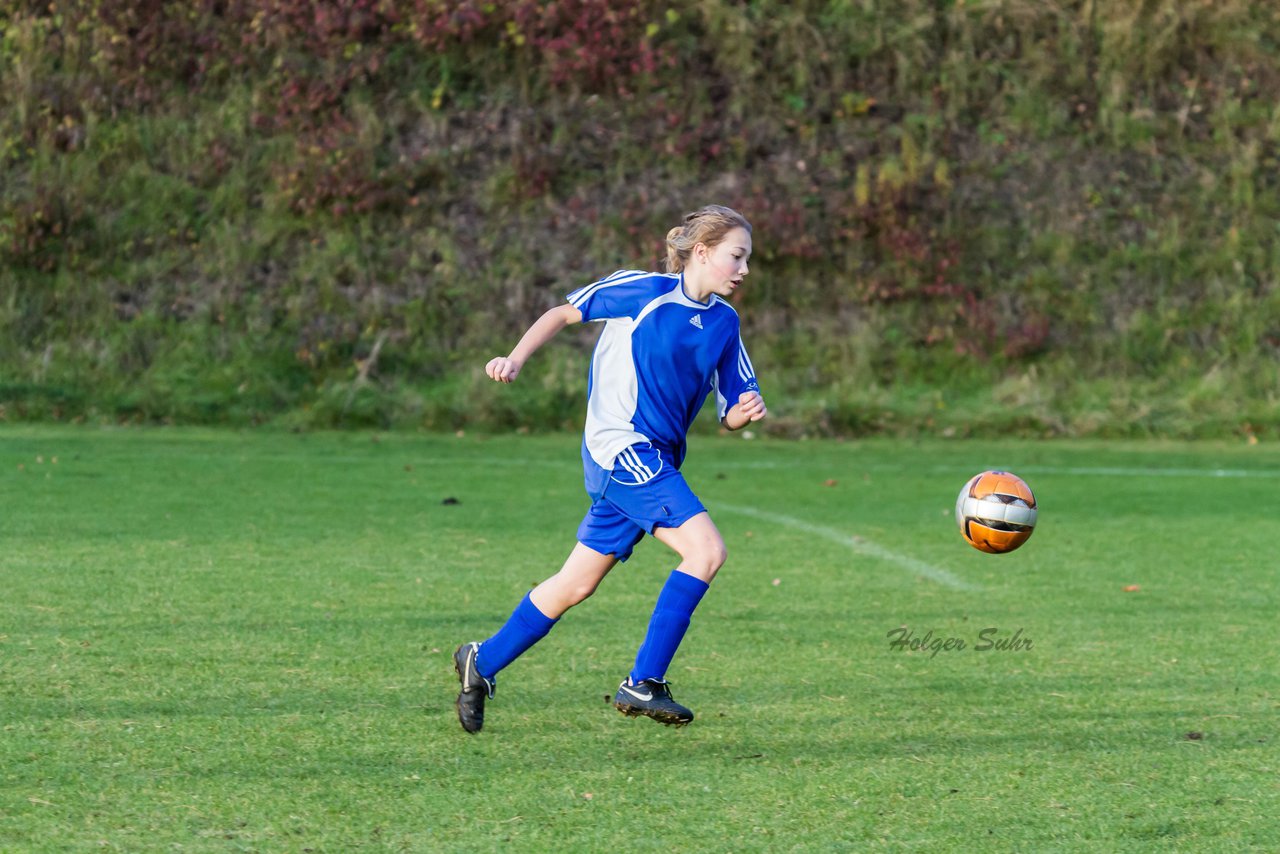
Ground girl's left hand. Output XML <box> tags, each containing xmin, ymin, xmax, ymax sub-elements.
<box><xmin>737</xmin><ymin>390</ymin><xmax>767</xmax><ymax>422</ymax></box>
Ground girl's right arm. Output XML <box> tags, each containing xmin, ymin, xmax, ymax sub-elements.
<box><xmin>485</xmin><ymin>303</ymin><xmax>583</xmax><ymax>383</ymax></box>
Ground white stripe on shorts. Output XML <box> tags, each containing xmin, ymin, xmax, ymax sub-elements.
<box><xmin>612</xmin><ymin>445</ymin><xmax>663</xmax><ymax>486</ymax></box>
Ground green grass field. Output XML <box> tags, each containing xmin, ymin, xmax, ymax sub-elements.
<box><xmin>3</xmin><ymin>426</ymin><xmax>1278</xmax><ymax>851</ymax></box>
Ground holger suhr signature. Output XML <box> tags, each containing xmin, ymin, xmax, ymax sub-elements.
<box><xmin>887</xmin><ymin>626</ymin><xmax>1032</xmax><ymax>658</ymax></box>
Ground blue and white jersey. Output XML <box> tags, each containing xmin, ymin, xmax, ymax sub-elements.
<box><xmin>567</xmin><ymin>269</ymin><xmax>760</xmax><ymax>498</ymax></box>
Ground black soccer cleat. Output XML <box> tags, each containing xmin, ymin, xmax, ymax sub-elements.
<box><xmin>613</xmin><ymin>678</ymin><xmax>694</xmax><ymax>727</ymax></box>
<box><xmin>453</xmin><ymin>642</ymin><xmax>495</xmax><ymax>734</ymax></box>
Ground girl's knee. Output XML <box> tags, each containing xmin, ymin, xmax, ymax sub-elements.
<box><xmin>709</xmin><ymin>540</ymin><xmax>728</xmax><ymax>572</ymax></box>
<box><xmin>687</xmin><ymin>539</ymin><xmax>727</xmax><ymax>580</ymax></box>
<box><xmin>533</xmin><ymin>574</ymin><xmax>601</xmax><ymax>617</ymax></box>
<box><xmin>568</xmin><ymin>581</ymin><xmax>600</xmax><ymax>606</ymax></box>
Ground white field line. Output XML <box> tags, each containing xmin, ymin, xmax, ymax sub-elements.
<box><xmin>175</xmin><ymin>446</ymin><xmax>1280</xmax><ymax>480</ymax></box>
<box><xmin>1009</xmin><ymin>465</ymin><xmax>1280</xmax><ymax>479</ymax></box>
<box><xmin>714</xmin><ymin>501</ymin><xmax>979</xmax><ymax>591</ymax></box>
<box><xmin>707</xmin><ymin>460</ymin><xmax>1280</xmax><ymax>479</ymax></box>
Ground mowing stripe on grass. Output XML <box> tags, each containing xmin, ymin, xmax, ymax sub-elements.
<box><xmin>713</xmin><ymin>501</ymin><xmax>978</xmax><ymax>591</ymax></box>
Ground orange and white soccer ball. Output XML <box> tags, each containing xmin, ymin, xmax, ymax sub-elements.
<box><xmin>955</xmin><ymin>470</ymin><xmax>1038</xmax><ymax>554</ymax></box>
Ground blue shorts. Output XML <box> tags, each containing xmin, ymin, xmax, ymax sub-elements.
<box><xmin>576</xmin><ymin>443</ymin><xmax>706</xmax><ymax>562</ymax></box>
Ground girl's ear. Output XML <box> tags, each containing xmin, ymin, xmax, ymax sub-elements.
<box><xmin>692</xmin><ymin>242</ymin><xmax>709</xmax><ymax>264</ymax></box>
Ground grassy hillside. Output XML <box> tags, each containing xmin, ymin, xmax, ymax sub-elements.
<box><xmin>2</xmin><ymin>1</ymin><xmax>1278</xmax><ymax>436</ymax></box>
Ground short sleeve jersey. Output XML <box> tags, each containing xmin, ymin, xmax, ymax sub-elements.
<box><xmin>566</xmin><ymin>270</ymin><xmax>760</xmax><ymax>496</ymax></box>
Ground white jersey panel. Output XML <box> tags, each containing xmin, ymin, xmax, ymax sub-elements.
<box><xmin>582</xmin><ymin>316</ymin><xmax>647</xmax><ymax>470</ymax></box>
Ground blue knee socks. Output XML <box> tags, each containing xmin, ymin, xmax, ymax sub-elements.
<box><xmin>630</xmin><ymin>570</ymin><xmax>710</xmax><ymax>684</ymax></box>
<box><xmin>474</xmin><ymin>593</ymin><xmax>558</xmax><ymax>680</ymax></box>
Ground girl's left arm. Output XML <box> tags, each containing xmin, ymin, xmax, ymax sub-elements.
<box><xmin>721</xmin><ymin>391</ymin><xmax>767</xmax><ymax>430</ymax></box>
<box><xmin>716</xmin><ymin>328</ymin><xmax>765</xmax><ymax>430</ymax></box>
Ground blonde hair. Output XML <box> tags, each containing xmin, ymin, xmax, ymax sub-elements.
<box><xmin>663</xmin><ymin>205</ymin><xmax>752</xmax><ymax>274</ymax></box>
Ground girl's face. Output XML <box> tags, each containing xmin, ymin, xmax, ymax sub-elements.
<box><xmin>694</xmin><ymin>227</ymin><xmax>752</xmax><ymax>298</ymax></box>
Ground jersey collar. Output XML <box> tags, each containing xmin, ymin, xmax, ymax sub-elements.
<box><xmin>677</xmin><ymin>272</ymin><xmax>712</xmax><ymax>307</ymax></box>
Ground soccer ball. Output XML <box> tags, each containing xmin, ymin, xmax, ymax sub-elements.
<box><xmin>955</xmin><ymin>470</ymin><xmax>1038</xmax><ymax>554</ymax></box>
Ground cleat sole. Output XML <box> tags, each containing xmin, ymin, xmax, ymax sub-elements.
<box><xmin>613</xmin><ymin>701</ymin><xmax>693</xmax><ymax>727</ymax></box>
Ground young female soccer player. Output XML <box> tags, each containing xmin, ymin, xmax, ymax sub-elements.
<box><xmin>454</xmin><ymin>204</ymin><xmax>766</xmax><ymax>732</ymax></box>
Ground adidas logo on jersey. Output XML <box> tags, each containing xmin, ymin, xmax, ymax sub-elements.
<box><xmin>689</xmin><ymin>314</ymin><xmax>703</xmax><ymax>329</ymax></box>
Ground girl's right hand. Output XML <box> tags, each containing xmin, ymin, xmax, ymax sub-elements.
<box><xmin>485</xmin><ymin>356</ymin><xmax>522</xmax><ymax>383</ymax></box>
